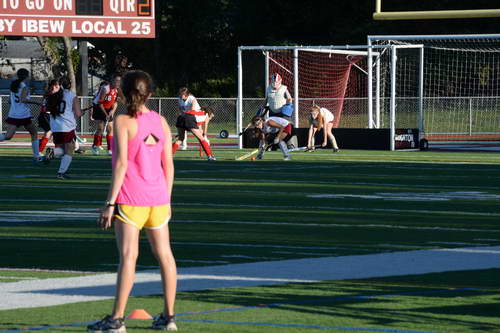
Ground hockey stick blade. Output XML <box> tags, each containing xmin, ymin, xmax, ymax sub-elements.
<box><xmin>235</xmin><ymin>149</ymin><xmax>259</xmax><ymax>160</ymax></box>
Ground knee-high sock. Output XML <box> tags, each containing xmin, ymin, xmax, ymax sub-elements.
<box><xmin>93</xmin><ymin>134</ymin><xmax>102</xmax><ymax>147</ymax></box>
<box><xmin>39</xmin><ymin>137</ymin><xmax>49</xmax><ymax>152</ymax></box>
<box><xmin>328</xmin><ymin>134</ymin><xmax>339</xmax><ymax>149</ymax></box>
<box><xmin>278</xmin><ymin>141</ymin><xmax>289</xmax><ymax>157</ymax></box>
<box><xmin>58</xmin><ymin>154</ymin><xmax>72</xmax><ymax>174</ymax></box>
<box><xmin>172</xmin><ymin>142</ymin><xmax>180</xmax><ymax>154</ymax></box>
<box><xmin>54</xmin><ymin>147</ymin><xmax>64</xmax><ymax>158</ymax></box>
<box><xmin>74</xmin><ymin>140</ymin><xmax>80</xmax><ymax>151</ymax></box>
<box><xmin>106</xmin><ymin>135</ymin><xmax>113</xmax><ymax>151</ymax></box>
<box><xmin>200</xmin><ymin>140</ymin><xmax>213</xmax><ymax>156</ymax></box>
<box><xmin>31</xmin><ymin>140</ymin><xmax>40</xmax><ymax>158</ymax></box>
<box><xmin>182</xmin><ymin>134</ymin><xmax>188</xmax><ymax>148</ymax></box>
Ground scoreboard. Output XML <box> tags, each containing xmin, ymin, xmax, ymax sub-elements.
<box><xmin>0</xmin><ymin>0</ymin><xmax>155</xmax><ymax>38</ymax></box>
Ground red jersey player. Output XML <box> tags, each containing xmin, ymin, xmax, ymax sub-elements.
<box><xmin>91</xmin><ymin>74</ymin><xmax>122</xmax><ymax>155</ymax></box>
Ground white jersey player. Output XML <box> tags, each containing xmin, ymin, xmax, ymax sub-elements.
<box><xmin>307</xmin><ymin>105</ymin><xmax>339</xmax><ymax>152</ymax></box>
<box><xmin>45</xmin><ymin>77</ymin><xmax>86</xmax><ymax>179</ymax></box>
<box><xmin>252</xmin><ymin>116</ymin><xmax>292</xmax><ymax>161</ymax></box>
<box><xmin>178</xmin><ymin>87</ymin><xmax>201</xmax><ymax>150</ymax></box>
<box><xmin>0</xmin><ymin>68</ymin><xmax>43</xmax><ymax>163</ymax></box>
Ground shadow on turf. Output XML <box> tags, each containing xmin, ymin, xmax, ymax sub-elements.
<box><xmin>172</xmin><ymin>282</ymin><xmax>500</xmax><ymax>331</ymax></box>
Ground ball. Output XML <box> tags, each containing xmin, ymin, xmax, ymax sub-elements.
<box><xmin>251</xmin><ymin>156</ymin><xmax>256</xmax><ymax>161</ymax></box>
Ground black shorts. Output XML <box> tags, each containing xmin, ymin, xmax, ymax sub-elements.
<box><xmin>175</xmin><ymin>113</ymin><xmax>198</xmax><ymax>130</ymax></box>
<box><xmin>6</xmin><ymin>117</ymin><xmax>32</xmax><ymax>127</ymax></box>
<box><xmin>38</xmin><ymin>112</ymin><xmax>51</xmax><ymax>132</ymax></box>
<box><xmin>92</xmin><ymin>105</ymin><xmax>113</xmax><ymax>121</ymax></box>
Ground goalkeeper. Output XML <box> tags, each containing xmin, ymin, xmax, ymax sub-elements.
<box><xmin>263</xmin><ymin>73</ymin><xmax>293</xmax><ymax>120</ymax></box>
<box><xmin>251</xmin><ymin>116</ymin><xmax>292</xmax><ymax>161</ymax></box>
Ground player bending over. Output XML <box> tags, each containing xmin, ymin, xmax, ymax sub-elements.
<box><xmin>172</xmin><ymin>108</ymin><xmax>216</xmax><ymax>161</ymax></box>
<box><xmin>0</xmin><ymin>69</ymin><xmax>44</xmax><ymax>163</ymax></box>
<box><xmin>91</xmin><ymin>75</ymin><xmax>121</xmax><ymax>155</ymax></box>
<box><xmin>45</xmin><ymin>77</ymin><xmax>85</xmax><ymax>179</ymax></box>
<box><xmin>251</xmin><ymin>116</ymin><xmax>292</xmax><ymax>161</ymax></box>
<box><xmin>307</xmin><ymin>105</ymin><xmax>340</xmax><ymax>152</ymax></box>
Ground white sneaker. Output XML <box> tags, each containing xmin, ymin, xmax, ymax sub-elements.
<box><xmin>107</xmin><ymin>150</ymin><xmax>112</xmax><ymax>156</ymax></box>
<box><xmin>181</xmin><ymin>144</ymin><xmax>188</xmax><ymax>151</ymax></box>
<box><xmin>283</xmin><ymin>156</ymin><xmax>291</xmax><ymax>161</ymax></box>
<box><xmin>91</xmin><ymin>146</ymin><xmax>99</xmax><ymax>155</ymax></box>
<box><xmin>97</xmin><ymin>146</ymin><xmax>104</xmax><ymax>151</ymax></box>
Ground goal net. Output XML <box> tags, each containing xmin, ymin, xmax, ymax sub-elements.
<box><xmin>370</xmin><ymin>35</ymin><xmax>500</xmax><ymax>145</ymax></box>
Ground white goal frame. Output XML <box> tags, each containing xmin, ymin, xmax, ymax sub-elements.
<box><xmin>237</xmin><ymin>45</ymin><xmax>383</xmax><ymax>149</ymax></box>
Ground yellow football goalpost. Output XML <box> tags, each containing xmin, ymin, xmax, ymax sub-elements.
<box><xmin>373</xmin><ymin>0</ymin><xmax>500</xmax><ymax>20</ymax></box>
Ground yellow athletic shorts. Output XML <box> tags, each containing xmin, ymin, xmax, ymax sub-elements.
<box><xmin>115</xmin><ymin>204</ymin><xmax>171</xmax><ymax>230</ymax></box>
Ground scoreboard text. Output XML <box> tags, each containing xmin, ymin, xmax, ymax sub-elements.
<box><xmin>0</xmin><ymin>0</ymin><xmax>155</xmax><ymax>38</ymax></box>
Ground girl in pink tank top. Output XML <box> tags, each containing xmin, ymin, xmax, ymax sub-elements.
<box><xmin>90</xmin><ymin>71</ymin><xmax>178</xmax><ymax>332</ymax></box>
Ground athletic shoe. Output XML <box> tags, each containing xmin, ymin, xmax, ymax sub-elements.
<box><xmin>181</xmin><ymin>143</ymin><xmax>188</xmax><ymax>151</ymax></box>
<box><xmin>305</xmin><ymin>148</ymin><xmax>315</xmax><ymax>153</ymax></box>
<box><xmin>57</xmin><ymin>173</ymin><xmax>70</xmax><ymax>180</ymax></box>
<box><xmin>207</xmin><ymin>156</ymin><xmax>216</xmax><ymax>161</ymax></box>
<box><xmin>151</xmin><ymin>314</ymin><xmax>177</xmax><ymax>331</ymax></box>
<box><xmin>333</xmin><ymin>148</ymin><xmax>340</xmax><ymax>153</ymax></box>
<box><xmin>33</xmin><ymin>157</ymin><xmax>45</xmax><ymax>165</ymax></box>
<box><xmin>256</xmin><ymin>152</ymin><xmax>264</xmax><ymax>160</ymax></box>
<box><xmin>283</xmin><ymin>156</ymin><xmax>291</xmax><ymax>161</ymax></box>
<box><xmin>91</xmin><ymin>146</ymin><xmax>100</xmax><ymax>155</ymax></box>
<box><xmin>87</xmin><ymin>315</ymin><xmax>126</xmax><ymax>333</ymax></box>
<box><xmin>74</xmin><ymin>148</ymin><xmax>85</xmax><ymax>154</ymax></box>
<box><xmin>107</xmin><ymin>150</ymin><xmax>112</xmax><ymax>156</ymax></box>
<box><xmin>97</xmin><ymin>146</ymin><xmax>104</xmax><ymax>151</ymax></box>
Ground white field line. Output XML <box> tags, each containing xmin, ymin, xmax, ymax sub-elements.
<box><xmin>308</xmin><ymin>191</ymin><xmax>500</xmax><ymax>201</ymax></box>
<box><xmin>2</xmin><ymin>161</ymin><xmax>500</xmax><ymax>173</ymax></box>
<box><xmin>1</xmin><ymin>245</ymin><xmax>500</xmax><ymax>310</ymax></box>
<box><xmin>2</xmin><ymin>210</ymin><xmax>500</xmax><ymax>230</ymax></box>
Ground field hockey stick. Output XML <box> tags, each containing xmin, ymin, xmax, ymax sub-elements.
<box><xmin>76</xmin><ymin>135</ymin><xmax>87</xmax><ymax>143</ymax></box>
<box><xmin>103</xmin><ymin>116</ymin><xmax>110</xmax><ymax>136</ymax></box>
<box><xmin>288</xmin><ymin>144</ymin><xmax>321</xmax><ymax>153</ymax></box>
<box><xmin>238</xmin><ymin>123</ymin><xmax>252</xmax><ymax>136</ymax></box>
<box><xmin>235</xmin><ymin>148</ymin><xmax>259</xmax><ymax>160</ymax></box>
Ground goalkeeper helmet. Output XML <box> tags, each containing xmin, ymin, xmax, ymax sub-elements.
<box><xmin>271</xmin><ymin>73</ymin><xmax>282</xmax><ymax>89</ymax></box>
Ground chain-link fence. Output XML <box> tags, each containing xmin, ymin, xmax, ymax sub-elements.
<box><xmin>1</xmin><ymin>96</ymin><xmax>238</xmax><ymax>140</ymax></box>
<box><xmin>2</xmin><ymin>95</ymin><xmax>499</xmax><ymax>144</ymax></box>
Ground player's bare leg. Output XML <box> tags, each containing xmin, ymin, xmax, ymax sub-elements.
<box><xmin>146</xmin><ymin>225</ymin><xmax>177</xmax><ymax>319</ymax></box>
<box><xmin>111</xmin><ymin>220</ymin><xmax>140</xmax><ymax>319</ymax></box>
<box><xmin>106</xmin><ymin>121</ymin><xmax>114</xmax><ymax>155</ymax></box>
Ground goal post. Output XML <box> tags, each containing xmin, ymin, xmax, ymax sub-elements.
<box><xmin>237</xmin><ymin>45</ymin><xmax>381</xmax><ymax>149</ymax></box>
<box><xmin>369</xmin><ymin>34</ymin><xmax>500</xmax><ymax>147</ymax></box>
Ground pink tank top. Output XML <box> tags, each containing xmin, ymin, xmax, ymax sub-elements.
<box><xmin>115</xmin><ymin>111</ymin><xmax>169</xmax><ymax>206</ymax></box>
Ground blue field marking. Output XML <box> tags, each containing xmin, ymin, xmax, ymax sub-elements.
<box><xmin>0</xmin><ymin>287</ymin><xmax>482</xmax><ymax>333</ymax></box>
<box><xmin>177</xmin><ymin>318</ymin><xmax>435</xmax><ymax>333</ymax></box>
<box><xmin>0</xmin><ymin>321</ymin><xmax>94</xmax><ymax>333</ymax></box>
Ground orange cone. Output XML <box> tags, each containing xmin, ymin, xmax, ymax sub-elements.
<box><xmin>127</xmin><ymin>309</ymin><xmax>153</xmax><ymax>320</ymax></box>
